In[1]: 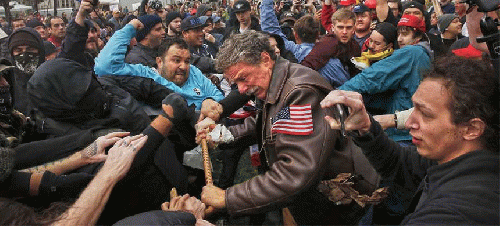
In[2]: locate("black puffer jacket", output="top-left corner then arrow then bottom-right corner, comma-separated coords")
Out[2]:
27,58 -> 171,137
125,43 -> 158,68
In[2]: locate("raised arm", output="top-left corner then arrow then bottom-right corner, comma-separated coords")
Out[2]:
466,6 -> 489,53
321,0 -> 334,31
376,0 -> 390,23
260,0 -> 303,57
93,20 -> 186,94
58,0 -> 93,66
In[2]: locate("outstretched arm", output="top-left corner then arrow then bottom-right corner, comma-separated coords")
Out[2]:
20,132 -> 130,175
53,135 -> 148,226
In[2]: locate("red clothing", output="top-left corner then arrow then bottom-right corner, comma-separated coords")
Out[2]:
47,36 -> 63,48
301,34 -> 361,77
320,4 -> 336,32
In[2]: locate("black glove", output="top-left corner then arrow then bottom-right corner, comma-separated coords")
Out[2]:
161,93 -> 196,127
39,171 -> 94,199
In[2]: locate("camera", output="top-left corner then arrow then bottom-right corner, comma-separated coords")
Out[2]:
76,0 -> 99,6
464,0 -> 499,12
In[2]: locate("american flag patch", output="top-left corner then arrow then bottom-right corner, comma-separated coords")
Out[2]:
272,105 -> 313,135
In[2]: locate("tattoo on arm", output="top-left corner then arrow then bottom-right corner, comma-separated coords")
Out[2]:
20,141 -> 98,174
81,141 -> 98,158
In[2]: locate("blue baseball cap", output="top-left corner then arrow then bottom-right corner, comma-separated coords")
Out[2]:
353,4 -> 370,14
181,16 -> 208,31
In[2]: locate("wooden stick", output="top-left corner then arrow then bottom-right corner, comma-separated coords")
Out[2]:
431,0 -> 444,17
201,138 -> 213,185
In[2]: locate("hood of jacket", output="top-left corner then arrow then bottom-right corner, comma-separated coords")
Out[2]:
8,27 -> 45,67
28,58 -> 110,123
415,41 -> 434,61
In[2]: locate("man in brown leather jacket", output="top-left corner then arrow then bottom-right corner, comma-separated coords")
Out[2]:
200,30 -> 369,225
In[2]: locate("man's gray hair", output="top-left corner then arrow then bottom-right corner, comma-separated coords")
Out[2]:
215,30 -> 277,73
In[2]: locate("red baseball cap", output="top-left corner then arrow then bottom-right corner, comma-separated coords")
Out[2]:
339,0 -> 356,6
397,14 -> 426,33
364,0 -> 377,9
452,44 -> 483,59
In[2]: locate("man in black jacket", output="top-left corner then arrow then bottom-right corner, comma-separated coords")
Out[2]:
7,27 -> 45,115
320,55 -> 499,225
224,0 -> 261,40
125,14 -> 165,68
180,16 -> 218,74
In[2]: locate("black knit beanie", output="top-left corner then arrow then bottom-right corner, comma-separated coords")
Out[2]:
8,28 -> 43,56
136,14 -> 162,42
165,11 -> 182,26
374,22 -> 397,46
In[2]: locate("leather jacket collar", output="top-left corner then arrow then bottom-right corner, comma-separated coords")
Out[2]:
265,57 -> 289,105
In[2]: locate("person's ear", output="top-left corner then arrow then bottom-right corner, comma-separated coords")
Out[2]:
260,51 -> 273,69
462,118 -> 486,141
156,56 -> 163,69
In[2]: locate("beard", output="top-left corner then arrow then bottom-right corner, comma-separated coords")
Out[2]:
162,66 -> 188,86
169,24 -> 181,34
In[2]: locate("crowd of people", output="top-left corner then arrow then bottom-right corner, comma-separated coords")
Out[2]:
0,0 -> 497,225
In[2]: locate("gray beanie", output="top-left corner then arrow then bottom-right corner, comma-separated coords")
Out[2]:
438,14 -> 458,33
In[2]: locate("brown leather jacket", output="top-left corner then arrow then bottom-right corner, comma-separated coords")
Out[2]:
225,58 -> 370,224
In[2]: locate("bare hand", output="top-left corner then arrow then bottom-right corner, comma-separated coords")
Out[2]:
80,132 -> 130,163
76,0 -> 94,26
196,219 -> 216,226
195,128 -> 217,149
320,90 -> 371,134
201,185 -> 226,209
161,194 -> 206,220
195,118 -> 216,147
100,134 -> 148,181
129,19 -> 144,30
204,33 -> 215,43
78,0 -> 94,17
95,131 -> 130,155
314,9 -> 322,20
199,99 -> 223,122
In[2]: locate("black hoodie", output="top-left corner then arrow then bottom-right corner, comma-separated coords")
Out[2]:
27,58 -> 151,137
7,27 -> 45,115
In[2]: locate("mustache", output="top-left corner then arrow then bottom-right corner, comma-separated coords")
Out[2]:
175,69 -> 187,75
245,86 -> 258,96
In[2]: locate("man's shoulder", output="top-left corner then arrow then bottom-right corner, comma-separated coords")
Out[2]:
125,46 -> 157,67
317,34 -> 339,44
394,44 -> 428,56
285,62 -> 333,92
